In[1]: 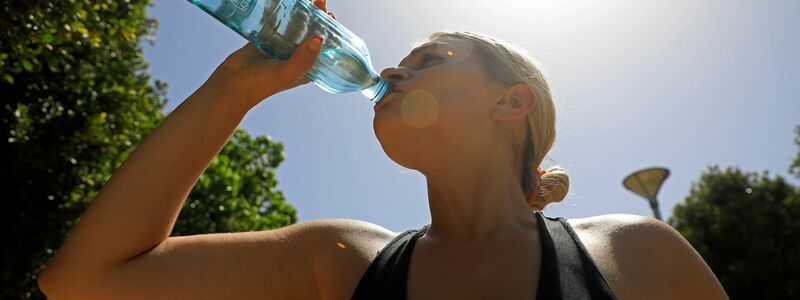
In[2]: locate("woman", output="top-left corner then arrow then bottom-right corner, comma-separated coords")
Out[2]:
38,1 -> 727,299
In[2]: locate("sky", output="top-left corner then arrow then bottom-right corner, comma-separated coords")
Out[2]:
143,0 -> 800,232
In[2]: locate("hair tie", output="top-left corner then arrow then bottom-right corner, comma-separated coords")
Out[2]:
533,167 -> 546,193
528,167 -> 547,209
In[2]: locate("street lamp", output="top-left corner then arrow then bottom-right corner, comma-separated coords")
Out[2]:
623,167 -> 670,220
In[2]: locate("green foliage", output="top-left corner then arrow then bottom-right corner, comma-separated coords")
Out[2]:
174,129 -> 297,235
670,164 -> 800,298
1,1 -> 296,298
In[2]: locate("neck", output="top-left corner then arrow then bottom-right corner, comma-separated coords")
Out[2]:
421,147 -> 538,241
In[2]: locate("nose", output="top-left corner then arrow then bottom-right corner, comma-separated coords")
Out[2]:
380,66 -> 412,82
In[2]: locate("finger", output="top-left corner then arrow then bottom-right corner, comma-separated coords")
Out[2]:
328,12 -> 336,20
313,0 -> 328,12
278,36 -> 323,82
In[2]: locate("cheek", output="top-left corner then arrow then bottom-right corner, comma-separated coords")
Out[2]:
399,89 -> 440,128
430,70 -> 493,127
433,64 -> 491,102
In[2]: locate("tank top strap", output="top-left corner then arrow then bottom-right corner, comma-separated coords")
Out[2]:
535,211 -> 618,300
351,224 -> 429,300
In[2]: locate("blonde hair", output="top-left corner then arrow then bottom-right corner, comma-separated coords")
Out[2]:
428,31 -> 569,211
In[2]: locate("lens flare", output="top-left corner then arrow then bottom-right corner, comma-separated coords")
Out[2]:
400,89 -> 440,128
436,39 -> 473,65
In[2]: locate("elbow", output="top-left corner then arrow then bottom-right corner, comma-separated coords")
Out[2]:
38,264 -> 82,300
37,265 -> 60,299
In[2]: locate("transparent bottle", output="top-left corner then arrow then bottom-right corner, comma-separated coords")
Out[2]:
188,0 -> 390,103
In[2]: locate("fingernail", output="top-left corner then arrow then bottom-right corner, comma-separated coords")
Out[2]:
309,36 -> 323,52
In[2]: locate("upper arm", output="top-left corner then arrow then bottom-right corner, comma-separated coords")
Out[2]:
596,214 -> 728,300
643,217 -> 728,299
40,219 -> 393,300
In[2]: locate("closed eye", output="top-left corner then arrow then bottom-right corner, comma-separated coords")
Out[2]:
419,53 -> 443,68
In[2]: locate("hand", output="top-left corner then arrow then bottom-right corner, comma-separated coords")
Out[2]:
205,0 -> 336,109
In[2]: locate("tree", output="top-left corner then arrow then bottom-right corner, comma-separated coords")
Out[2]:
790,125 -> 800,179
669,128 -> 800,299
1,1 -> 296,298
174,129 -> 297,235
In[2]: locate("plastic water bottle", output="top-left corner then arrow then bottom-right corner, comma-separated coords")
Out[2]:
188,0 -> 391,103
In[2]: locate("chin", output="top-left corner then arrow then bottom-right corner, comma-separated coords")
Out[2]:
373,115 -> 426,171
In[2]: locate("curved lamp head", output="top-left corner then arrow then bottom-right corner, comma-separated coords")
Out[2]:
623,167 -> 670,204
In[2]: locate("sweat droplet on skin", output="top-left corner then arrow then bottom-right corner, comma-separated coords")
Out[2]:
400,89 -> 440,128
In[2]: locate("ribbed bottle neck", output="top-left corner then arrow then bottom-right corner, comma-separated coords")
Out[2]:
362,77 -> 391,104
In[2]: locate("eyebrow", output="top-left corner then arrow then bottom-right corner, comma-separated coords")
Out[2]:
398,42 -> 447,67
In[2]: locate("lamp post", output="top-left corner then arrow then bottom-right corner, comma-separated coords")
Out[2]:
623,167 -> 670,220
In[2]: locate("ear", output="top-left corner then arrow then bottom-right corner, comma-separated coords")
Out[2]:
491,83 -> 537,122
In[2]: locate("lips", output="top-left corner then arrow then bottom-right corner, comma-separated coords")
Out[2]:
374,89 -> 401,112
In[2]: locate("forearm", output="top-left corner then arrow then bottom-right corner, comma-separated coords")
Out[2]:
43,81 -> 252,276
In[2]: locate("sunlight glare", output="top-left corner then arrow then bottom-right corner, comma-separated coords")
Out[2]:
400,89 -> 440,128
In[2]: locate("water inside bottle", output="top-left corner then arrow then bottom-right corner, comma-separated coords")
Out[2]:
310,48 -> 390,103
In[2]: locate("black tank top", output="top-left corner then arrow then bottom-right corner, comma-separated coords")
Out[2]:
350,211 -> 618,299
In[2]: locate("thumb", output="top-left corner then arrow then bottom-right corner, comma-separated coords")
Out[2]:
278,36 -> 323,82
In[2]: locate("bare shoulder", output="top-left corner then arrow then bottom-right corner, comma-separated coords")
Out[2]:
300,218 -> 398,299
301,218 -> 398,241
566,214 -> 728,299
566,213 -> 663,234
300,218 -> 398,263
